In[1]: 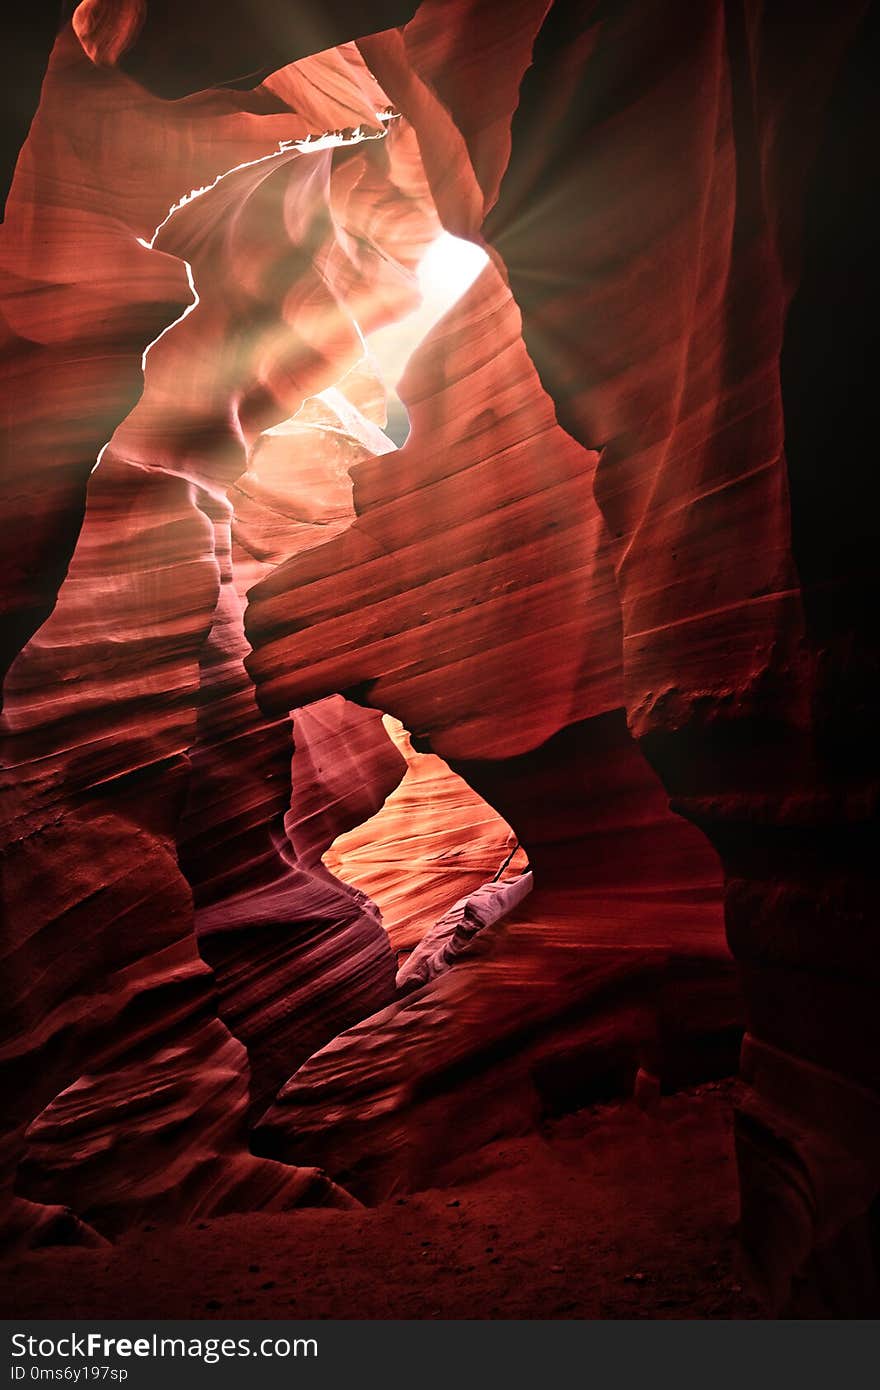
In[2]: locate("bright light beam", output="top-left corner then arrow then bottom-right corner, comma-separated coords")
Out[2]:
367,231 -> 489,390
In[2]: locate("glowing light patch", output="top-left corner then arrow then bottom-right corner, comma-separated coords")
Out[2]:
367,232 -> 489,390
417,232 -> 488,305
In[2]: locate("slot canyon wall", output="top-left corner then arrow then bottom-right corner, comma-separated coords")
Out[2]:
1,0 -> 877,1317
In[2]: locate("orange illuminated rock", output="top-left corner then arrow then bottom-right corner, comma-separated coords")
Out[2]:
325,716 -> 528,959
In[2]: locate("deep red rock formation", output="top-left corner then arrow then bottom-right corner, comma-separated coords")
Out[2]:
475,0 -> 879,1315
254,709 -> 735,1197
246,258 -> 734,1189
1,0 -> 876,1318
0,19 -> 432,1240
0,443 -> 356,1236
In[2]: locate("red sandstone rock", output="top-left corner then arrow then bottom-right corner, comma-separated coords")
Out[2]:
0,25 -> 355,682
0,19 -> 433,1239
0,1 -> 875,1317
346,0 -> 878,1312
254,711 -> 736,1196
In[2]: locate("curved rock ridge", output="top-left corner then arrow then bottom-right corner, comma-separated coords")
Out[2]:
0,23 -> 397,686
102,120 -> 437,498
178,507 -> 400,1121
19,1024 -> 359,1238
255,711 -> 735,1198
232,368 -> 396,574
324,715 -> 529,959
75,1 -> 419,100
358,0 -> 551,238
180,383 -> 425,1117
0,19 -> 441,1240
246,251 -> 733,1190
288,699 -> 408,872
0,448 -> 351,1239
245,258 -> 622,756
396,869 -> 534,994
473,0 -> 879,1313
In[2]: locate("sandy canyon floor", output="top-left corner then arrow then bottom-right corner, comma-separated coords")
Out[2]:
3,1081 -> 760,1320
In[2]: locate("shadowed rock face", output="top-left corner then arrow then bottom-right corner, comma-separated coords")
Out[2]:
475,0 -> 880,1315
1,0 -> 877,1316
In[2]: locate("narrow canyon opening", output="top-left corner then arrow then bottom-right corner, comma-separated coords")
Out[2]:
367,230 -> 489,444
321,712 -> 530,970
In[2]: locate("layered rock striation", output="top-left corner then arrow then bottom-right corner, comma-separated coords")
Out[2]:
1,0 -> 875,1315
